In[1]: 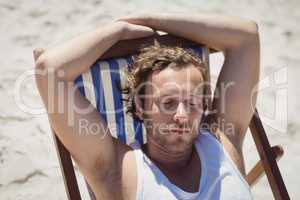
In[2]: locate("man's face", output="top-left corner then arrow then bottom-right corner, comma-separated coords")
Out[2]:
139,64 -> 205,154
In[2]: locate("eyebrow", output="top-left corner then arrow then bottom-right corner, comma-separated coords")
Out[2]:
157,93 -> 203,98
158,88 -> 203,96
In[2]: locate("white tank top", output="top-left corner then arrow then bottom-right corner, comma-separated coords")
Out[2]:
129,129 -> 253,200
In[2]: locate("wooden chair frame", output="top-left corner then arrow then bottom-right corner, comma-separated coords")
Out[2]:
33,34 -> 290,200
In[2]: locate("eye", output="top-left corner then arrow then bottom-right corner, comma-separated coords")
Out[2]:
185,99 -> 202,110
160,98 -> 178,110
163,100 -> 173,104
188,101 -> 196,105
186,100 -> 196,106
162,100 -> 175,107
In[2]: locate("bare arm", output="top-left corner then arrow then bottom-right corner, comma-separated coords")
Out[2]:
35,21 -> 153,190
36,22 -> 154,81
119,13 -> 260,175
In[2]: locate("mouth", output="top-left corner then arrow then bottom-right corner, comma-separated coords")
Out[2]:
167,128 -> 191,135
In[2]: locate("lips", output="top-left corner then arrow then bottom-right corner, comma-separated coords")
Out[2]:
159,125 -> 191,135
169,129 -> 191,134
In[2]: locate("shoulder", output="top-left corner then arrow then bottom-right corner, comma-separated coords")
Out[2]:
199,128 -> 246,176
115,139 -> 138,200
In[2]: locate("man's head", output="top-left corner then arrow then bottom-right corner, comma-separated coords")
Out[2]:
123,42 -> 209,154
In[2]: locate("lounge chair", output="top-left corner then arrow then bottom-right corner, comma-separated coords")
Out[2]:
33,34 -> 290,200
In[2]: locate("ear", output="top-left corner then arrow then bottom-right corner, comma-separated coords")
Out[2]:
134,95 -> 144,121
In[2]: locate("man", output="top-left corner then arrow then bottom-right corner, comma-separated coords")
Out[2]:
35,13 -> 260,199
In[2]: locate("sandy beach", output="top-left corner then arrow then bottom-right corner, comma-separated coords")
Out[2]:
0,0 -> 299,199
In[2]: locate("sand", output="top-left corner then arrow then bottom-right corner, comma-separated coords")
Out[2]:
0,0 -> 299,199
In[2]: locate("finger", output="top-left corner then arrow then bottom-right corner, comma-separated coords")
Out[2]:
122,24 -> 155,40
129,24 -> 153,31
117,14 -> 148,25
117,18 -> 141,25
128,24 -> 154,36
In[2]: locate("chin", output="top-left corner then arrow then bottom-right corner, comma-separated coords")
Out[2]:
164,134 -> 196,153
150,128 -> 199,153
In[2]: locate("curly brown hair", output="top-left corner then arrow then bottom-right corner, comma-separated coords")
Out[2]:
121,42 -> 209,122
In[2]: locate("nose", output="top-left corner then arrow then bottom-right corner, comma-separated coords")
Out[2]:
173,102 -> 188,125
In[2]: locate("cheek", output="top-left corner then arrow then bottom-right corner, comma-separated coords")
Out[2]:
146,102 -> 170,120
189,111 -> 203,126
143,104 -> 168,129
191,110 -> 203,119
143,98 -> 159,116
151,102 -> 160,113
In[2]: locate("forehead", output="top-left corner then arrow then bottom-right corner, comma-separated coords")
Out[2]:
146,64 -> 204,96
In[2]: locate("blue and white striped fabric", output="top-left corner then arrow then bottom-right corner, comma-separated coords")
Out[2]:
74,56 -> 146,146
73,46 -> 209,199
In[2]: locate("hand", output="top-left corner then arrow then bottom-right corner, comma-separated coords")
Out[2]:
117,13 -> 175,34
118,13 -> 177,28
117,14 -> 155,27
115,21 -> 154,40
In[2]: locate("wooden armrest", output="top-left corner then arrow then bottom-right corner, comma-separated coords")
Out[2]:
246,145 -> 284,187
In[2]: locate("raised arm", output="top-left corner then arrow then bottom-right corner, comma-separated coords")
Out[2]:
119,13 -> 260,175
34,21 -> 153,194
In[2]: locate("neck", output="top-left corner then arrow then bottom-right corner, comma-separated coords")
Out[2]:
142,141 -> 195,172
